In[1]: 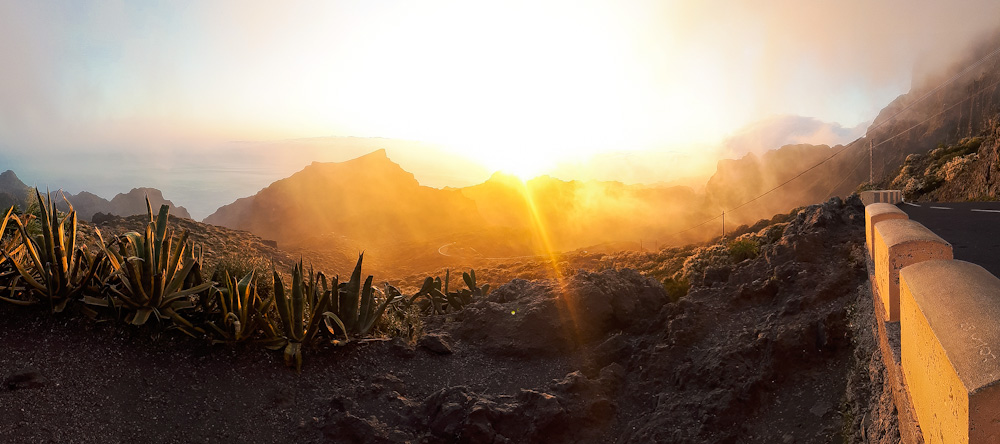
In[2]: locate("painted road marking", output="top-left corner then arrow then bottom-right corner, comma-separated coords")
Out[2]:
930,206 -> 953,210
972,209 -> 1000,213
903,201 -> 921,207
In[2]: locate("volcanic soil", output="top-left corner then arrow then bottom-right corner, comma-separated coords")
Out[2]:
0,196 -> 899,443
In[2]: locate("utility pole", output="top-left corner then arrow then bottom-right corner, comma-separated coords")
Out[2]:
722,211 -> 725,242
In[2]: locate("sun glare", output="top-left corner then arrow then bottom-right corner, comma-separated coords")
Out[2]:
472,147 -> 557,181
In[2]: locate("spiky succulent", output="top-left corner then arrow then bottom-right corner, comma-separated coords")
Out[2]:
202,270 -> 279,342
409,268 -> 489,315
331,253 -> 401,336
271,261 -> 342,371
94,199 -> 212,327
0,190 -> 105,312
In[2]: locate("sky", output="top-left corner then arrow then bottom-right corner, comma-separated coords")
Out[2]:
1,0 -> 999,218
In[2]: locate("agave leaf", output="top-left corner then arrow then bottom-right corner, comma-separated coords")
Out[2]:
273,268 -> 291,335
344,253 -> 364,331
0,206 -> 13,239
162,255 -> 197,297
82,295 -> 110,307
359,283 -> 400,335
357,275 -> 374,333
0,289 -> 34,306
445,291 -> 464,311
0,248 -> 46,293
323,311 -> 348,341
431,288 -> 449,314
290,262 -> 305,341
163,231 -> 189,288
52,296 -> 70,313
161,282 -> 214,305
152,203 -> 169,262
418,276 -> 434,294
162,307 -> 198,330
9,215 -> 45,283
304,275 -> 333,343
283,342 -> 302,372
35,189 -> 54,266
130,308 -> 154,326
463,271 -> 475,291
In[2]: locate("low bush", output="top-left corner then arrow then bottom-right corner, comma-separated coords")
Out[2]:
728,238 -> 760,262
662,277 -> 690,302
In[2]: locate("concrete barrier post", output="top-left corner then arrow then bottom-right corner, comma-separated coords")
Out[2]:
901,260 -> 1000,444
866,203 -> 908,259
874,219 -> 952,322
862,190 -> 903,205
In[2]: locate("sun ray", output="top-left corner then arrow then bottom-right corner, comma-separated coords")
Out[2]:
516,179 -> 585,348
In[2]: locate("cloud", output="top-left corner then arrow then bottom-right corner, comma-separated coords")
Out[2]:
722,115 -> 869,159
1,0 -> 999,206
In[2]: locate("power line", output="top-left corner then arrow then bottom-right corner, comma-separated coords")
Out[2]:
867,43 -> 1000,138
873,74 -> 1000,149
664,42 -> 1000,240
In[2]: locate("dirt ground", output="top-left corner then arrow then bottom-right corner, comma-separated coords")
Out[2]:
0,196 -> 900,443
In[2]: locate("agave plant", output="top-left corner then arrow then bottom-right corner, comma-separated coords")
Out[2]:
271,261 -> 343,371
201,270 -> 278,342
0,190 -> 104,312
0,206 -> 27,302
94,199 -> 213,327
331,253 -> 401,336
409,268 -> 489,315
409,275 -> 448,315
459,268 -> 490,302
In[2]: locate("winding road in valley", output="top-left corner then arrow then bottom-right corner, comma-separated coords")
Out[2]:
898,201 -> 1000,276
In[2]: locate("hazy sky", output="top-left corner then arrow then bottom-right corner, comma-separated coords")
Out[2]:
1,0 -> 999,216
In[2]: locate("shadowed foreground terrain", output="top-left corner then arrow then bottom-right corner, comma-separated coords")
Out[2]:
0,196 -> 898,443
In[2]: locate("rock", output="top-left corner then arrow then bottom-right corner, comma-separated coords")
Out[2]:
320,412 -> 393,444
810,400 -> 831,417
91,212 -> 120,224
592,333 -> 629,368
387,337 -> 415,358
736,277 -> 779,302
4,369 -> 47,391
418,333 -> 454,355
703,265 -> 731,285
449,269 -> 667,357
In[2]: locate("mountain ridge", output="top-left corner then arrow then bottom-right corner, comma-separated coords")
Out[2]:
0,170 -> 191,221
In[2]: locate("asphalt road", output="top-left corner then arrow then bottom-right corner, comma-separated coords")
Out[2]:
898,201 -> 1000,277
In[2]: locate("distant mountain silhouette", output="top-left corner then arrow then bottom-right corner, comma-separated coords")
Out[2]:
0,171 -> 191,221
49,188 -> 191,221
0,170 -> 30,212
204,149 -> 485,247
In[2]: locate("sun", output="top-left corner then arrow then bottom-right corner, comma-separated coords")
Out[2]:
454,141 -> 561,181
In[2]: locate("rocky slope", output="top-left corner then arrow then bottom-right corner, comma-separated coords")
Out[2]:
0,194 -> 897,443
887,119 -> 1000,202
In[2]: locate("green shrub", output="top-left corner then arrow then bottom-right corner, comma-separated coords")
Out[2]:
728,238 -> 760,262
662,277 -> 690,302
